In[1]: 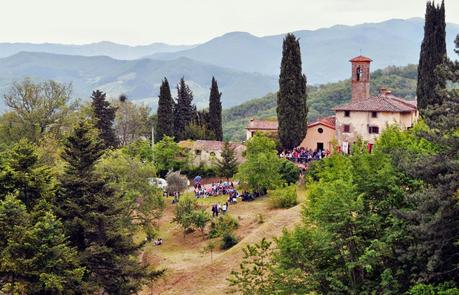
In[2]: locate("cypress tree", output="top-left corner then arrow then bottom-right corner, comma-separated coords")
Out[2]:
173,78 -> 195,141
156,78 -> 174,142
277,33 -> 308,150
417,0 -> 447,114
55,120 -> 149,293
91,90 -> 118,149
209,77 -> 223,141
405,35 -> 459,285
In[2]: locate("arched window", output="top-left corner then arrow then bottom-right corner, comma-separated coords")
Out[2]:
356,66 -> 363,81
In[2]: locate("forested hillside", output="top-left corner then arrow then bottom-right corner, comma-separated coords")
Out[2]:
223,64 -> 418,141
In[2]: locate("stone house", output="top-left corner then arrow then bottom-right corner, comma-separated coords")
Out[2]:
178,140 -> 246,167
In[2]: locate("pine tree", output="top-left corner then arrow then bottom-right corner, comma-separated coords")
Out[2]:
0,139 -> 55,210
216,142 -> 238,179
277,33 -> 308,150
155,78 -> 174,142
416,0 -> 447,114
55,120 -> 150,293
0,196 -> 84,294
173,78 -> 195,141
209,77 -> 223,141
91,90 -> 118,149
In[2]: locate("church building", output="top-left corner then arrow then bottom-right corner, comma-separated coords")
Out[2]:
246,55 -> 418,153
333,56 -> 418,153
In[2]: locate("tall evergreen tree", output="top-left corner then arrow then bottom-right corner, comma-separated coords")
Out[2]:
416,0 -> 447,114
155,78 -> 174,142
91,90 -> 118,149
216,142 -> 238,179
277,33 -> 308,150
404,35 -> 459,285
209,77 -> 223,141
173,78 -> 195,141
55,120 -> 150,293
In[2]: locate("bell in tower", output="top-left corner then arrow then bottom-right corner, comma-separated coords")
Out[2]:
350,55 -> 372,102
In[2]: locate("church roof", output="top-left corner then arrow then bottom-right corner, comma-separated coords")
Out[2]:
246,119 -> 278,130
308,116 -> 336,129
349,55 -> 373,62
333,94 -> 417,113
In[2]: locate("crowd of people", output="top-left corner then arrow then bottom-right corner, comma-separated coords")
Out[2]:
194,181 -> 236,198
279,147 -> 330,164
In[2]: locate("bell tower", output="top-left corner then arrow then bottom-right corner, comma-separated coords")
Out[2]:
350,55 -> 372,102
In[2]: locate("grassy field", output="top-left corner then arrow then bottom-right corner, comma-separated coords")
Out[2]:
140,185 -> 306,295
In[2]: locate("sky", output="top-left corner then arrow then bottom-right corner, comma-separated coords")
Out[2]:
2,0 -> 459,45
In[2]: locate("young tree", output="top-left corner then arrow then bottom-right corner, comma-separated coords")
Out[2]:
208,77 -> 223,141
203,240 -> 216,262
236,134 -> 282,192
192,209 -> 211,238
96,149 -> 165,236
216,141 -> 238,179
2,79 -> 73,142
55,120 -> 151,293
91,90 -> 118,149
416,0 -> 447,114
165,171 -> 189,195
173,196 -> 199,238
114,96 -> 153,146
174,78 -> 195,141
155,78 -> 175,142
276,33 -> 308,150
153,136 -> 189,177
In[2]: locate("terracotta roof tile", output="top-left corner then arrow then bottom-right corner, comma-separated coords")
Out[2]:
349,55 -> 373,62
308,115 -> 336,129
333,95 -> 417,112
246,119 -> 278,130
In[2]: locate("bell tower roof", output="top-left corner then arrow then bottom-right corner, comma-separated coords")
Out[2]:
349,55 -> 373,63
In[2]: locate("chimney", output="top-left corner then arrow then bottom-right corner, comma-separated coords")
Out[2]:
379,88 -> 392,96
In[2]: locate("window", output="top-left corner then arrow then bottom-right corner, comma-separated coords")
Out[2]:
343,124 -> 350,133
369,126 -> 379,134
195,150 -> 202,155
344,110 -> 350,117
371,111 -> 378,118
318,127 -> 324,134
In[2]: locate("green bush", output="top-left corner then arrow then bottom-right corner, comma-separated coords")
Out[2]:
208,214 -> 239,238
278,159 -> 300,184
220,232 -> 238,249
269,185 -> 298,209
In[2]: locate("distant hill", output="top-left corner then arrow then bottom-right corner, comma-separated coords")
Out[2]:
0,41 -> 196,60
148,18 -> 459,84
222,64 -> 418,141
0,52 -> 277,111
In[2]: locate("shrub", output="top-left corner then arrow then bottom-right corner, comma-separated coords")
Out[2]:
208,214 -> 239,238
182,163 -> 217,178
269,185 -> 297,209
278,159 -> 300,184
220,232 -> 238,249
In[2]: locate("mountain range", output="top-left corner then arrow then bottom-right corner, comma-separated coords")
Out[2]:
0,18 -> 458,112
0,52 -> 277,109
